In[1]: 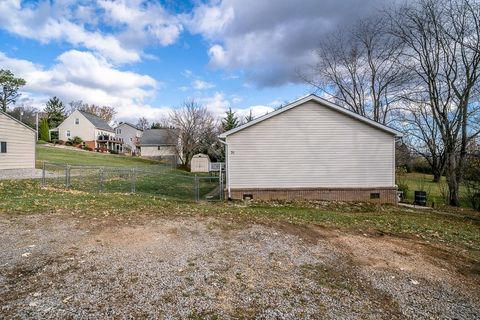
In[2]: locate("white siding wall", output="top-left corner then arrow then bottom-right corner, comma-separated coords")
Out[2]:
0,113 -> 36,169
57,110 -> 96,142
140,146 -> 176,158
115,124 -> 142,152
226,101 -> 395,188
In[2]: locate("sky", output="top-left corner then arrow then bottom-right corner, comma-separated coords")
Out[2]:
0,0 -> 390,122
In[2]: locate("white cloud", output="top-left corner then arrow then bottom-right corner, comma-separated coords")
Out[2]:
198,92 -> 274,120
0,0 -> 183,64
188,0 -> 393,86
0,50 -> 161,121
192,80 -> 215,90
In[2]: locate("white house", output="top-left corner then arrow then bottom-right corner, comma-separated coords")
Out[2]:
56,110 -> 124,152
114,122 -> 143,154
0,110 -> 36,170
219,95 -> 402,204
138,128 -> 179,162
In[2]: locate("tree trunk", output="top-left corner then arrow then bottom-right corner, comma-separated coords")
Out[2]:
433,173 -> 442,183
446,152 -> 461,206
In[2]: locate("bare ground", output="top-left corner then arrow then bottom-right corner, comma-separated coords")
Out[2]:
0,213 -> 479,319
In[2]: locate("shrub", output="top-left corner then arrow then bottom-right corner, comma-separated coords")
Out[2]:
36,140 -> 48,145
70,136 -> 83,146
410,157 -> 433,174
57,140 -> 64,145
109,150 -> 118,154
464,156 -> 480,211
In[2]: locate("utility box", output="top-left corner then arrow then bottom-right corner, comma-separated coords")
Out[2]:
191,154 -> 210,173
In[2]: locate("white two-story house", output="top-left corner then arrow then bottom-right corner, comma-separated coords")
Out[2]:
114,122 -> 143,154
56,110 -> 124,152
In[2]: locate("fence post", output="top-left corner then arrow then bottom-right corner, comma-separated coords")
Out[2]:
65,165 -> 70,189
99,167 -> 104,192
131,168 -> 136,193
194,175 -> 199,202
42,161 -> 46,187
220,171 -> 224,201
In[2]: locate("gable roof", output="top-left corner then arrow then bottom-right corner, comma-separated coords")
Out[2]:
78,110 -> 114,132
0,110 -> 36,132
116,122 -> 143,131
139,128 -> 178,146
219,94 -> 403,138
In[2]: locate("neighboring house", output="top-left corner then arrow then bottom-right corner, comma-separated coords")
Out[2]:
0,110 -> 36,170
138,128 -> 178,161
56,110 -> 124,152
219,94 -> 402,204
114,122 -> 143,154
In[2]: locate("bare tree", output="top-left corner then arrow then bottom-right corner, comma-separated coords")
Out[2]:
136,117 -> 150,130
303,15 -> 407,124
68,100 -> 117,122
389,0 -> 480,206
394,101 -> 446,182
170,100 -> 218,167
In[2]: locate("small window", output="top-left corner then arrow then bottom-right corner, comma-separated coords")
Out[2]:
66,130 -> 71,137
117,129 -> 122,134
75,118 -> 79,124
157,146 -> 161,150
0,142 -> 7,153
130,138 -> 132,141
370,193 -> 380,199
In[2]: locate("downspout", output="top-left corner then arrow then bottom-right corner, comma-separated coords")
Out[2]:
218,138 -> 231,200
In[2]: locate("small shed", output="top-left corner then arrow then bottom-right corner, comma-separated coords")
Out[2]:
191,154 -> 210,172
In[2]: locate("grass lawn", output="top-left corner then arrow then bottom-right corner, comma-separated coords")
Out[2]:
1,179 -> 479,254
399,172 -> 469,207
36,145 -> 169,168
35,145 -> 219,201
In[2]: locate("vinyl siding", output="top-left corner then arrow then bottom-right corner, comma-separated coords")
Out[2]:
115,124 -> 142,152
140,146 -> 176,158
226,101 -> 395,188
57,110 -> 97,142
0,113 -> 36,169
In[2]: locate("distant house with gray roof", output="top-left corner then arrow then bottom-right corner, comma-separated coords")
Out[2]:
138,128 -> 179,162
55,110 -> 124,152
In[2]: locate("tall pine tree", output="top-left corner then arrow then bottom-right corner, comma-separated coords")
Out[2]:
222,107 -> 239,131
44,96 -> 66,128
39,118 -> 50,142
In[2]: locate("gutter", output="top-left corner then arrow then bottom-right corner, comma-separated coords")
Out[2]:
218,138 -> 231,200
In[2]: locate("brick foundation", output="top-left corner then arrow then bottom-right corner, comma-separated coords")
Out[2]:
229,187 -> 398,204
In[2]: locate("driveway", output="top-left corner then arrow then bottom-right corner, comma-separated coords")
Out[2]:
0,213 -> 479,319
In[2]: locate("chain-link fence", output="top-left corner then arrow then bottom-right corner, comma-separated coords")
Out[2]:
41,162 -> 224,202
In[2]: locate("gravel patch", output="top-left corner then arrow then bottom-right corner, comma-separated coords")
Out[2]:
0,214 -> 479,319
0,169 -> 59,180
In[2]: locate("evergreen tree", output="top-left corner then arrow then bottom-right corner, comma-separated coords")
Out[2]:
244,109 -> 254,123
39,118 -> 50,142
0,69 -> 26,112
222,107 -> 239,131
44,97 -> 66,128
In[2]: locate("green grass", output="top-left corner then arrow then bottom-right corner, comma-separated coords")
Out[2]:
35,145 -> 219,201
36,145 -> 168,168
1,180 -> 479,252
399,172 -> 469,207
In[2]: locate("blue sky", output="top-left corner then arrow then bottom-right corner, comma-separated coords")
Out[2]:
0,0 -> 385,122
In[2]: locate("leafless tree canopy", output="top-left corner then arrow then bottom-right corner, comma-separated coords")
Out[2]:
303,15 -> 407,125
303,0 -> 480,207
68,100 -> 117,122
170,100 -> 220,167
389,0 -> 480,206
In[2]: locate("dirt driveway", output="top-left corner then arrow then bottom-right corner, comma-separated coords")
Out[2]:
1,213 -> 479,319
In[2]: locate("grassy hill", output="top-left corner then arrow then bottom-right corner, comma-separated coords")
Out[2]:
36,145 -> 170,168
